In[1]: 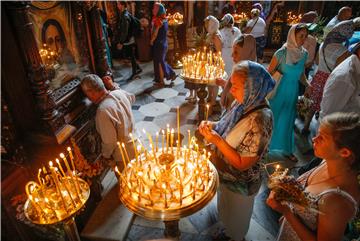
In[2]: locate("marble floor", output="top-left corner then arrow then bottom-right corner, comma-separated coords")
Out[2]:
82,58 -> 316,241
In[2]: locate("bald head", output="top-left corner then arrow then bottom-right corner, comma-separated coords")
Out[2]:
338,6 -> 352,21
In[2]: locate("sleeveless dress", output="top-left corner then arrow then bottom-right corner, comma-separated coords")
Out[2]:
277,163 -> 359,241
269,48 -> 308,155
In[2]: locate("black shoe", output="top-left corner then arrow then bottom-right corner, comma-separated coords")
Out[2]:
167,73 -> 178,82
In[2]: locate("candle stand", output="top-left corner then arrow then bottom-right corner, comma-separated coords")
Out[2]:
168,19 -> 184,69
24,173 -> 90,241
118,142 -> 219,239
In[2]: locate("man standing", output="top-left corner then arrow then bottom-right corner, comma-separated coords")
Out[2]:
323,6 -> 352,38
114,1 -> 142,81
81,74 -> 135,170
320,42 -> 360,119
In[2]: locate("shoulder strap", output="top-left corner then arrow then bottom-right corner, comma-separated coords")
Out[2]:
248,17 -> 259,33
318,187 -> 358,216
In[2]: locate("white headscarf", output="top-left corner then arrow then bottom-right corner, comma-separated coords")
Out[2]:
205,15 -> 220,34
282,24 -> 307,64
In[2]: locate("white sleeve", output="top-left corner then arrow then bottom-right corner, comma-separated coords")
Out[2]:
96,109 -> 118,158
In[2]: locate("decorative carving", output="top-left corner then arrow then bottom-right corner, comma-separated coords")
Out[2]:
6,2 -> 63,133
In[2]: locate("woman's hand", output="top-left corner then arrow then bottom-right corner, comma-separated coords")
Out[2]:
266,191 -> 291,215
198,121 -> 220,144
216,78 -> 226,88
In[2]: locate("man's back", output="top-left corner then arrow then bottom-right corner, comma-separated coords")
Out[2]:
96,89 -> 135,163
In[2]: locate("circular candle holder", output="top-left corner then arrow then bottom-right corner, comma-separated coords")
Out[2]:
118,147 -> 218,221
24,177 -> 90,241
180,72 -> 227,86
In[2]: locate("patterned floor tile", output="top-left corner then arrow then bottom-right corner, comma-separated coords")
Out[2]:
151,87 -> 179,99
139,102 -> 170,117
143,116 -> 155,122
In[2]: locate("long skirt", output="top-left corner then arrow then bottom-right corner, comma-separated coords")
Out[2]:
308,70 -> 330,112
152,44 -> 175,82
218,184 -> 256,240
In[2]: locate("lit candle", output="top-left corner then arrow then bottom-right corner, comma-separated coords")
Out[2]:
122,143 -> 131,164
166,124 -> 170,153
60,153 -> 71,173
205,104 -> 210,121
29,195 -> 43,219
170,128 -> 174,154
56,168 -> 77,208
161,129 -> 165,154
67,147 -> 75,171
49,161 -> 68,213
117,142 -> 127,171
129,133 -> 137,162
55,158 -> 66,177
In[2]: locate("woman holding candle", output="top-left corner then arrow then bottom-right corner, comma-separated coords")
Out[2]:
267,112 -> 360,241
150,2 -> 177,88
199,61 -> 275,241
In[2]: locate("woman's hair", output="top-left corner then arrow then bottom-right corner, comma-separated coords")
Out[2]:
251,8 -> 260,18
41,19 -> 66,46
321,112 -> 360,170
233,35 -> 245,48
294,23 -> 309,35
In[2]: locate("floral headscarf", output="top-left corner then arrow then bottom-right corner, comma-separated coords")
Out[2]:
204,15 -> 220,35
214,61 -> 275,137
221,13 -> 234,28
281,24 -> 307,65
323,20 -> 354,49
152,2 -> 167,27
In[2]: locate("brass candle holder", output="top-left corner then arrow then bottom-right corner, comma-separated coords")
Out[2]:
23,148 -> 90,241
181,47 -> 226,85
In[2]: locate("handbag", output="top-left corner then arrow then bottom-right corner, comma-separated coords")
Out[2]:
267,51 -> 285,100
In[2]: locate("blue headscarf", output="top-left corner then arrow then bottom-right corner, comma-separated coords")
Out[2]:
213,61 -> 275,137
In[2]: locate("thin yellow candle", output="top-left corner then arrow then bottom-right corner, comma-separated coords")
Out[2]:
129,133 -> 137,162
49,161 -> 68,213
60,153 -> 71,173
67,147 -> 75,171
37,169 -> 43,186
155,132 -> 159,152
166,124 -> 170,153
122,143 -> 131,164
177,107 -> 180,149
143,129 -> 155,155
205,104 -> 210,121
162,129 -> 165,153
117,142 -> 127,171
170,128 -> 174,154
55,167 -> 77,208
55,158 -> 66,176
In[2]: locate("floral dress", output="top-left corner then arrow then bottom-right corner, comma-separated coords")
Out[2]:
277,164 -> 359,241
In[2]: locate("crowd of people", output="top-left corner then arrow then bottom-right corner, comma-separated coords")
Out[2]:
80,2 -> 360,241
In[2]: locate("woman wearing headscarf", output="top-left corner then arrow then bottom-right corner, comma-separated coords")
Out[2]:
217,34 -> 257,111
268,23 -> 309,161
199,61 -> 274,241
204,15 -> 223,108
302,20 -> 354,134
150,2 -> 176,88
220,13 -> 241,77
245,8 -> 266,63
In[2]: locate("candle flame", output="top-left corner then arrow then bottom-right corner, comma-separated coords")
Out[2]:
49,161 -> 53,167
59,153 -> 65,158
67,147 -> 71,151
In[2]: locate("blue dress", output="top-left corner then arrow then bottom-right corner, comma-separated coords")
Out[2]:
269,48 -> 307,155
152,20 -> 175,82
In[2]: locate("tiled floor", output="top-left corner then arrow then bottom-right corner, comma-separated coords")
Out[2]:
83,58 -> 316,241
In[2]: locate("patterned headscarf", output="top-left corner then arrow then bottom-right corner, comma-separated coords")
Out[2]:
300,11 -> 318,23
214,61 -> 275,137
205,15 -> 220,34
282,24 -> 307,65
323,20 -> 354,49
221,13 -> 234,28
152,2 -> 167,27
